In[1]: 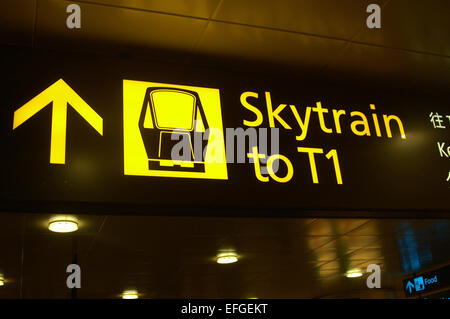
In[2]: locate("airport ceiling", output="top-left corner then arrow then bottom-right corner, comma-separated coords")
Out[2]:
0,0 -> 450,299
2,0 -> 450,88
0,213 -> 449,298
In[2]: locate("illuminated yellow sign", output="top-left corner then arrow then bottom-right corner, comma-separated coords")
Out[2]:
11,79 -> 407,187
123,80 -> 228,180
12,79 -> 103,164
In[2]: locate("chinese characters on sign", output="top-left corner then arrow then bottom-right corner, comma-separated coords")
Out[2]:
429,112 -> 450,185
430,112 -> 450,129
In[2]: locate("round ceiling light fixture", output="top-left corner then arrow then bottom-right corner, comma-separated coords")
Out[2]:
345,269 -> 363,278
216,252 -> 238,264
48,220 -> 79,233
122,290 -> 139,299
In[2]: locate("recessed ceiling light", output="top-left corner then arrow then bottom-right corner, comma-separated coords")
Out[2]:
216,253 -> 238,264
122,290 -> 139,299
345,269 -> 363,278
48,220 -> 78,233
0,278 -> 4,286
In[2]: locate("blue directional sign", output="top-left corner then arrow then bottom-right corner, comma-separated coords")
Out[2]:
403,264 -> 450,297
405,281 -> 415,294
414,276 -> 425,292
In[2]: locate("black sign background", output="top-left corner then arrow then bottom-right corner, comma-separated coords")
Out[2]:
403,264 -> 450,297
0,46 -> 449,217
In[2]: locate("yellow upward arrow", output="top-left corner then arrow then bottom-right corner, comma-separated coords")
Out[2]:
12,79 -> 103,164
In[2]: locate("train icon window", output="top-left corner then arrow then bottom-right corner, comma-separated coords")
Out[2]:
152,90 -> 196,130
139,87 -> 209,172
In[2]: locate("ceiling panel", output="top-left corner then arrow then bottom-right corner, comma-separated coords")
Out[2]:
0,0 -> 35,46
0,234 -> 21,299
319,260 -> 341,270
310,247 -> 341,262
346,220 -> 389,235
21,234 -> 74,298
195,20 -> 347,68
338,235 -> 381,250
325,42 -> 450,87
306,236 -> 336,251
305,219 -> 369,236
354,0 -> 450,56
2,0 -> 447,89
36,0 -> 207,54
214,0 -> 390,40
348,247 -> 384,260
76,0 -> 221,19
